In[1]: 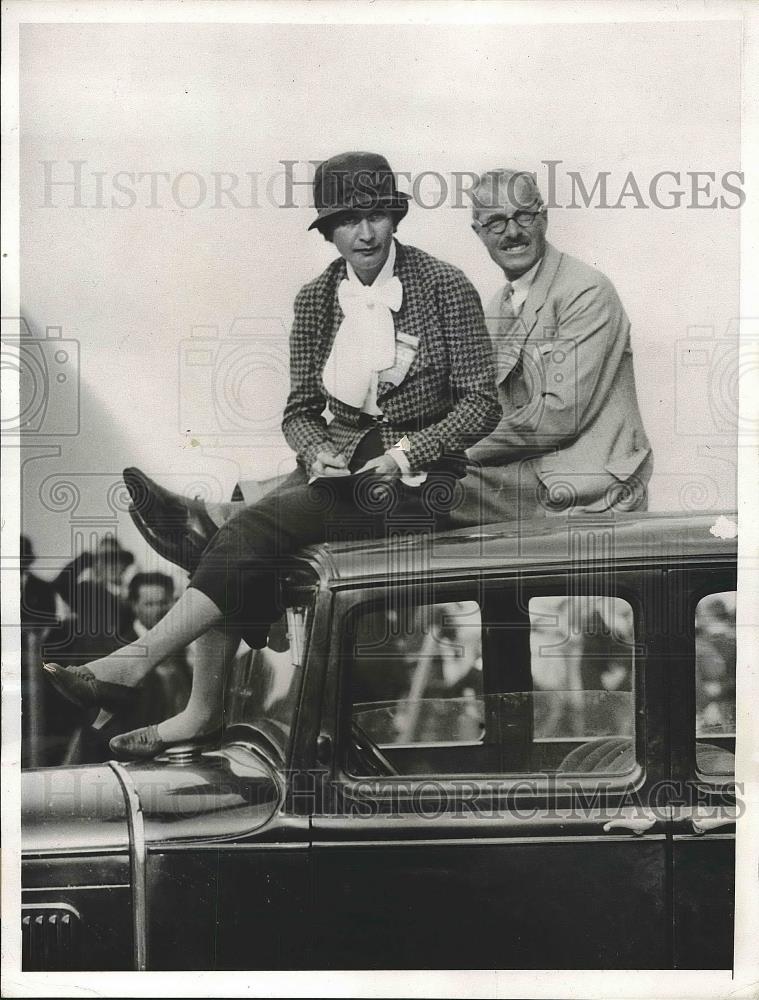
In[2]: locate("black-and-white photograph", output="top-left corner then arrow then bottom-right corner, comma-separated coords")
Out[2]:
2,1 -> 758,996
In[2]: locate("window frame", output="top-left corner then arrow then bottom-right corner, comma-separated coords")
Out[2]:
665,564 -> 738,789
329,567 -> 656,806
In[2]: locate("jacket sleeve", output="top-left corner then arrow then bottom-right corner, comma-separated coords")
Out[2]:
50,553 -> 92,608
403,274 -> 501,473
281,285 -> 339,471
466,277 -> 627,465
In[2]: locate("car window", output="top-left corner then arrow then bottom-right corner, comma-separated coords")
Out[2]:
346,592 -> 638,780
694,591 -> 736,776
350,601 -> 483,746
529,596 -> 634,740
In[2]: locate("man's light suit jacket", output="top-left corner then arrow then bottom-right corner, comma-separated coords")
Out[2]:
456,241 -> 653,523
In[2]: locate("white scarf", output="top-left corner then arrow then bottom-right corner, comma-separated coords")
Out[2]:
322,241 -> 403,409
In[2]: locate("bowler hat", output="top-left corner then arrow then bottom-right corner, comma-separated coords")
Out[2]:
308,151 -> 411,231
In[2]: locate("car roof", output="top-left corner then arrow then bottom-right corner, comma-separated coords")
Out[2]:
288,510 -> 738,588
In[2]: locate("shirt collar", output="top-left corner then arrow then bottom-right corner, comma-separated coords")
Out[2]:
345,238 -> 397,287
510,255 -> 542,299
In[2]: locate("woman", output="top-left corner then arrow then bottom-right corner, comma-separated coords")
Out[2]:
44,151 -> 500,759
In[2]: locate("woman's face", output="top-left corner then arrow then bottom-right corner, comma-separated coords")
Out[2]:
330,210 -> 396,284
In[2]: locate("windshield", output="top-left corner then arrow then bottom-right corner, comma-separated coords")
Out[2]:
224,605 -> 309,766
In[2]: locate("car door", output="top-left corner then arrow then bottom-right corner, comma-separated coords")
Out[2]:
667,565 -> 737,970
311,566 -> 672,969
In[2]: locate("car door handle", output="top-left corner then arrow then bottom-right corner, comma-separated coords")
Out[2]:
690,808 -> 738,835
602,815 -> 657,836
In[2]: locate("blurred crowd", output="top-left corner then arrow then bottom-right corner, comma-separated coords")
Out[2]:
350,598 -> 637,745
20,533 -> 192,766
350,593 -> 736,747
695,593 -> 736,736
19,533 -> 736,766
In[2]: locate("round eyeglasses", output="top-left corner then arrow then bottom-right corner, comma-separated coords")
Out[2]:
477,210 -> 543,235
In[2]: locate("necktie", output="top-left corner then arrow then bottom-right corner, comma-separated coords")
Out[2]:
495,282 -> 524,382
499,281 -> 517,321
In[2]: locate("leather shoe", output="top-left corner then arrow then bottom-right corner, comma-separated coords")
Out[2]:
42,662 -> 138,713
109,724 -> 223,761
123,467 -> 219,573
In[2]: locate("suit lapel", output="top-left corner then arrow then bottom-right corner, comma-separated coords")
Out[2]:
520,242 -> 562,340
495,242 -> 563,382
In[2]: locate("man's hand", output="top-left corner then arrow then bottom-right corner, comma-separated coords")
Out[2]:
311,451 -> 350,478
353,453 -> 402,478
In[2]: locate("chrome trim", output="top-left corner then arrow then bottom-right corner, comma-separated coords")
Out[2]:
313,834 -> 668,848
108,762 -> 148,971
23,846 -> 129,860
673,832 -> 736,842
224,739 -> 283,779
22,901 -> 82,914
157,841 -> 309,853
23,883 -> 131,892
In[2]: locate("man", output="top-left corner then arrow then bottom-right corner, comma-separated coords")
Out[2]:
123,163 -> 652,572
46,151 -> 501,757
122,152 -> 500,573
20,535 -> 58,632
20,535 -> 61,766
454,168 -> 652,522
48,534 -> 135,662
66,573 -> 192,763
127,573 -> 192,721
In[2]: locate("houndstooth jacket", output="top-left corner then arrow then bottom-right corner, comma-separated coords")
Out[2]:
281,241 -> 500,475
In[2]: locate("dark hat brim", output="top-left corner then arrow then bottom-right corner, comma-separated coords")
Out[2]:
308,193 -> 411,232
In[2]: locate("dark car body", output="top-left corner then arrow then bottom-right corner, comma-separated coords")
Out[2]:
21,511 -> 738,971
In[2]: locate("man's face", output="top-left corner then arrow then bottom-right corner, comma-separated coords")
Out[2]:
330,210 -> 396,284
133,583 -> 173,630
473,179 -> 547,280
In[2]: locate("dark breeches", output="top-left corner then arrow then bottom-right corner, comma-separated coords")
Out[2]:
189,434 -> 463,647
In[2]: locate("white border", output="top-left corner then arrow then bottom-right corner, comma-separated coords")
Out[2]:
2,2 -> 757,998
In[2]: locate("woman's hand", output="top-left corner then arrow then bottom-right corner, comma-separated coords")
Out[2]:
353,453 -> 402,478
311,451 -> 350,478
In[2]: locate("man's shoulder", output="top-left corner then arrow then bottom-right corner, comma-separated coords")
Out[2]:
551,245 -> 619,298
398,242 -> 478,294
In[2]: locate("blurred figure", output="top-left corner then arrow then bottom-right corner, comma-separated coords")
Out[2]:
20,535 -> 64,767
579,602 -> 633,736
530,597 -> 585,738
531,596 -> 634,739
127,573 -> 193,722
695,593 -> 736,734
396,602 -> 483,743
45,535 -> 135,665
69,573 -> 193,764
351,608 -> 416,707
20,535 -> 58,631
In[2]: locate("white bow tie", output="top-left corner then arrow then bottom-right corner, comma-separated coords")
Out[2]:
338,274 -> 403,315
323,269 -> 403,409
